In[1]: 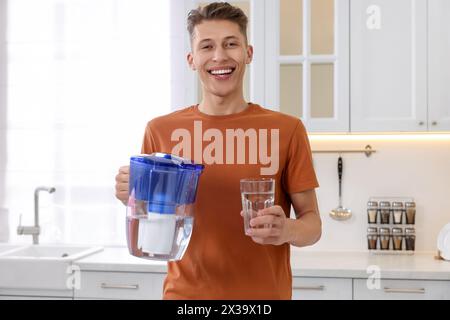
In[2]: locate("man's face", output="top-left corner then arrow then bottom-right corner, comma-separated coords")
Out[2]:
187,19 -> 253,99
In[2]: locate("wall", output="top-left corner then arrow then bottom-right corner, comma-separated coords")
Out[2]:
298,135 -> 450,252
0,0 -> 8,242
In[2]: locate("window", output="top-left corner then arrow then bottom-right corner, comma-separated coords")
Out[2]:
0,0 -> 171,245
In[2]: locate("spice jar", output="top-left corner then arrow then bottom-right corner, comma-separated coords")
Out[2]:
405,228 -> 416,251
367,201 -> 378,224
379,201 -> 391,224
405,202 -> 416,224
392,202 -> 404,224
392,227 -> 403,250
379,227 -> 391,250
367,227 -> 378,250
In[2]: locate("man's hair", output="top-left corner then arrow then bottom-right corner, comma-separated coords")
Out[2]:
187,2 -> 248,44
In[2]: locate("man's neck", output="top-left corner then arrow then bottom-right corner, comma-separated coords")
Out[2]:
198,92 -> 248,116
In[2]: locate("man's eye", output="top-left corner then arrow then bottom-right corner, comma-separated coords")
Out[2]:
202,45 -> 212,50
227,42 -> 237,47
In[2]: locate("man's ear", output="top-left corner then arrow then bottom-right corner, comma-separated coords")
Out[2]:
245,45 -> 254,65
187,52 -> 196,71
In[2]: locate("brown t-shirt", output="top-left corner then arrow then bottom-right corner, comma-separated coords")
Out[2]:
141,103 -> 319,299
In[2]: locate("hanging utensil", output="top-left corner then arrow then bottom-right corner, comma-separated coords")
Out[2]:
329,156 -> 352,220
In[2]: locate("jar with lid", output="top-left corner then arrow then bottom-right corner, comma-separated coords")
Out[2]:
392,202 -> 404,224
405,228 -> 416,251
379,201 -> 391,224
405,202 -> 416,224
392,227 -> 403,250
367,201 -> 378,224
367,227 -> 378,250
379,227 -> 391,250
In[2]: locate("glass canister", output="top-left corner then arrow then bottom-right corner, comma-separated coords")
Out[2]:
126,153 -> 204,261
367,227 -> 378,250
379,201 -> 391,224
392,202 -> 404,225
379,227 -> 391,250
405,202 -> 416,224
367,201 -> 378,224
405,228 -> 416,251
392,227 -> 403,250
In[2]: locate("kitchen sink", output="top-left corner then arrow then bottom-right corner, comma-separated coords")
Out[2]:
0,245 -> 102,259
0,244 -> 22,255
0,244 -> 103,290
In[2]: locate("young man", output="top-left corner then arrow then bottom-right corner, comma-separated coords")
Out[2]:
115,2 -> 321,299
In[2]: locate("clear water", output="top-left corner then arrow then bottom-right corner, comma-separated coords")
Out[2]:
241,191 -> 274,233
127,215 -> 193,261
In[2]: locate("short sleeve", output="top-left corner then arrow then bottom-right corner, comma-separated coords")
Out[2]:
282,120 -> 319,194
140,121 -> 158,154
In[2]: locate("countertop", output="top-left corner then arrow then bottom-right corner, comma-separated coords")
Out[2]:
74,246 -> 450,280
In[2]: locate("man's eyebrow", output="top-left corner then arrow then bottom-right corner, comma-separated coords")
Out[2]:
197,36 -> 241,45
198,38 -> 213,46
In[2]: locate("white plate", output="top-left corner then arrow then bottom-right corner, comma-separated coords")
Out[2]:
441,249 -> 450,261
437,222 -> 450,252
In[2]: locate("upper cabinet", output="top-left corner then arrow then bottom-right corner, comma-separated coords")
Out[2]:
264,0 -> 350,133
351,0 -> 450,132
350,0 -> 427,132
428,0 -> 450,131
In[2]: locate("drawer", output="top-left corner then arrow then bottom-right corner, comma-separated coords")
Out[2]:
74,271 -> 165,300
292,277 -> 352,300
353,279 -> 450,300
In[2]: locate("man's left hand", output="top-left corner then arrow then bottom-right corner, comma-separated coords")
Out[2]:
245,205 -> 290,245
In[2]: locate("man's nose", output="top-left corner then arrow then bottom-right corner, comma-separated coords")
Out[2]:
212,46 -> 228,62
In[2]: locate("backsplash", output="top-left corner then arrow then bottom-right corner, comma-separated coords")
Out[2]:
298,135 -> 450,252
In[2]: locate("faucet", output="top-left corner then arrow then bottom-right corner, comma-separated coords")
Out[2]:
17,186 -> 56,245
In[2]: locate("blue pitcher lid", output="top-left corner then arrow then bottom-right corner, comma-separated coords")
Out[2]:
130,153 -> 204,171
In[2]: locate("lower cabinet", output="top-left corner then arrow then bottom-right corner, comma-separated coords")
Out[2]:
74,271 -> 165,300
292,277 -> 353,300
353,278 -> 450,300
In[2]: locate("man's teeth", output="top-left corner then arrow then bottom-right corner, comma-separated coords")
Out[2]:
210,69 -> 233,75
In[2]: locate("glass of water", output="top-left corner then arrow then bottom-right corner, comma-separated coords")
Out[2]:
240,178 -> 275,234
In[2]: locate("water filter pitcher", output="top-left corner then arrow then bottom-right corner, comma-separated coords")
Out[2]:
126,153 -> 204,261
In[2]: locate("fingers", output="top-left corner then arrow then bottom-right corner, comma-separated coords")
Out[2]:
119,166 -> 130,174
249,214 -> 281,228
115,165 -> 129,203
115,166 -> 129,183
257,205 -> 284,217
247,225 -> 281,238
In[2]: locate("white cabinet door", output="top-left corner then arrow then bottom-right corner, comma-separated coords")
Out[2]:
351,0 -> 428,132
265,0 -> 350,133
292,277 -> 352,300
353,279 -> 450,300
74,271 -> 165,300
428,0 -> 450,131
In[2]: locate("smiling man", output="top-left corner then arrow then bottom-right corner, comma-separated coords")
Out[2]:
115,2 -> 321,299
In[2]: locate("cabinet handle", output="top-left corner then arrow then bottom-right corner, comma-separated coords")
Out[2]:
100,283 -> 139,290
383,287 -> 425,294
432,121 -> 437,126
293,285 -> 325,291
418,121 -> 425,126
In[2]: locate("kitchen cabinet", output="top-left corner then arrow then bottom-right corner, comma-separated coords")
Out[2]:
264,0 -> 350,133
353,278 -> 450,300
351,0 -> 450,132
428,0 -> 450,131
0,288 -> 72,300
73,271 -> 165,300
292,277 -> 353,300
350,0 -> 427,132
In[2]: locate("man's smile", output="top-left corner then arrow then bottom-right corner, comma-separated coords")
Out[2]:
207,66 -> 236,80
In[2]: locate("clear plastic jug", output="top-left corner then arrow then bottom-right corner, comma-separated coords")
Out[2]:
126,153 -> 204,261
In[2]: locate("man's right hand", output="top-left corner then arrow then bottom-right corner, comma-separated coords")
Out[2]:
115,165 -> 130,205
